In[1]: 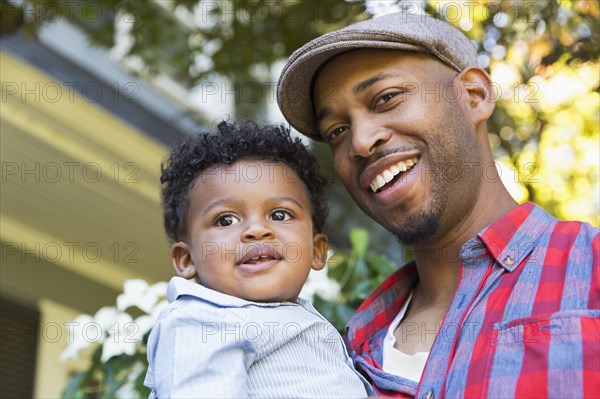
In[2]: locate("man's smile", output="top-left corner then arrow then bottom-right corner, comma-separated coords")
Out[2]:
359,149 -> 421,193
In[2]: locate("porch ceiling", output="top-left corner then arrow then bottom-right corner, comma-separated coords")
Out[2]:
1,51 -> 175,298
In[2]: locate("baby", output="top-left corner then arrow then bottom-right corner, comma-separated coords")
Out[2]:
144,121 -> 373,398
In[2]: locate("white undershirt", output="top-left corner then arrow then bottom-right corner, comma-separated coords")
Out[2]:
382,293 -> 429,382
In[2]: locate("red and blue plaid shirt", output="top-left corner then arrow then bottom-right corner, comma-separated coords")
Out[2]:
347,202 -> 599,398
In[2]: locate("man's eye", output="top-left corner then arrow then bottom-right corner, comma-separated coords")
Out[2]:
270,210 -> 291,221
374,91 -> 400,108
216,214 -> 239,227
325,126 -> 348,141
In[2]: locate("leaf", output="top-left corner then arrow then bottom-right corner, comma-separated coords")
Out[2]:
349,228 -> 369,258
312,295 -> 356,334
134,365 -> 151,397
365,252 -> 399,276
333,303 -> 356,332
61,372 -> 88,399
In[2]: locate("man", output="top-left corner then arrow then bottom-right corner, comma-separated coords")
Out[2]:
277,11 -> 599,399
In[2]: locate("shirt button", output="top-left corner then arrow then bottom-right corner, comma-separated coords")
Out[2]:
423,391 -> 434,399
503,256 -> 515,266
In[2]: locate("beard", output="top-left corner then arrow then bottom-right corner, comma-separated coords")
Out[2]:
385,112 -> 479,245
390,203 -> 442,244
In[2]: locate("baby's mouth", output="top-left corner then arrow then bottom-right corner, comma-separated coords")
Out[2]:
238,246 -> 282,265
369,157 -> 419,193
243,255 -> 277,264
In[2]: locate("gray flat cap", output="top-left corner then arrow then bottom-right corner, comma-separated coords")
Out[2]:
277,12 -> 479,140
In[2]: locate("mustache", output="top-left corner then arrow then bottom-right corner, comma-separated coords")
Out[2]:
355,145 -> 419,180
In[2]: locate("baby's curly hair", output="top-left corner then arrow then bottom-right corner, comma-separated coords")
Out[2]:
161,121 -> 329,242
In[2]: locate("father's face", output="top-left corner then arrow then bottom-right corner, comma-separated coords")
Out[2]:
312,49 -> 482,244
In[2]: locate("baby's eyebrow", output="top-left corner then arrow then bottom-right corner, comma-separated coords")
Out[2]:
270,196 -> 305,210
202,197 -> 240,215
202,196 -> 305,215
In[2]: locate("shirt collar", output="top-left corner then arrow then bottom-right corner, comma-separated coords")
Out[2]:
347,262 -> 418,352
476,202 -> 554,272
167,276 -> 302,308
347,202 -> 555,351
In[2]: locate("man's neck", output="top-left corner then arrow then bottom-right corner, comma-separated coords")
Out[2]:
410,186 -> 518,303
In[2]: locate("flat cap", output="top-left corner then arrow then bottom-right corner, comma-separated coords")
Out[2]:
277,11 -> 479,140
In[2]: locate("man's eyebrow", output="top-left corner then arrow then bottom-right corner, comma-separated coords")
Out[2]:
315,73 -> 400,125
353,73 -> 396,95
316,106 -> 331,125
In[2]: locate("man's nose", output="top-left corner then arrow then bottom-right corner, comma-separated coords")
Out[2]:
349,118 -> 391,159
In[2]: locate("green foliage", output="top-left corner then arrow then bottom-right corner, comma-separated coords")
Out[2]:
1,0 -> 365,87
423,1 -> 598,222
3,0 -> 598,223
314,228 -> 398,333
62,345 -> 150,399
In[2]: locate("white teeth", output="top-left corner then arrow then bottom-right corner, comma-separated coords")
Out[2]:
248,255 -> 271,262
383,170 -> 394,183
369,157 -> 418,193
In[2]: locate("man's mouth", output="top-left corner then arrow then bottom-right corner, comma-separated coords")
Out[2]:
369,157 -> 419,193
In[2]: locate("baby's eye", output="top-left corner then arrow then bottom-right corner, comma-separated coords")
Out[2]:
216,214 -> 240,227
270,210 -> 292,221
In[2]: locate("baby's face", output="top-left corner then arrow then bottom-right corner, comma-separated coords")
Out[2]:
172,160 -> 327,302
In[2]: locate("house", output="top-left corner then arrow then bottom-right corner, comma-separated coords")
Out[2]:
1,16 -> 208,397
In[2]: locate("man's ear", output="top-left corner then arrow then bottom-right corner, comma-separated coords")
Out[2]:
171,242 -> 197,279
456,66 -> 496,125
311,233 -> 329,271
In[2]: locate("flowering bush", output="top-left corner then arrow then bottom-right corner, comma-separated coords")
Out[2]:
61,229 -> 397,398
61,280 -> 168,398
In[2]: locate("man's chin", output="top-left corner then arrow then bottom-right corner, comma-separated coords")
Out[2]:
389,211 -> 440,245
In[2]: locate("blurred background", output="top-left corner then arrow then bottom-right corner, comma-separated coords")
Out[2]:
1,0 -> 598,397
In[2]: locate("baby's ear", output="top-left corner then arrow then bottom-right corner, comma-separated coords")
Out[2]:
171,242 -> 197,279
311,233 -> 329,271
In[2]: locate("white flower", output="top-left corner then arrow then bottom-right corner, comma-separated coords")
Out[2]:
300,267 -> 341,302
94,306 -> 122,331
99,310 -> 136,363
134,315 -> 155,338
60,314 -> 94,362
61,279 -> 168,363
136,299 -> 169,337
116,279 -> 167,314
147,281 -> 168,299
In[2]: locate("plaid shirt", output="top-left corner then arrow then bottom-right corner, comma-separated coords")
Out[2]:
347,202 -> 599,398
